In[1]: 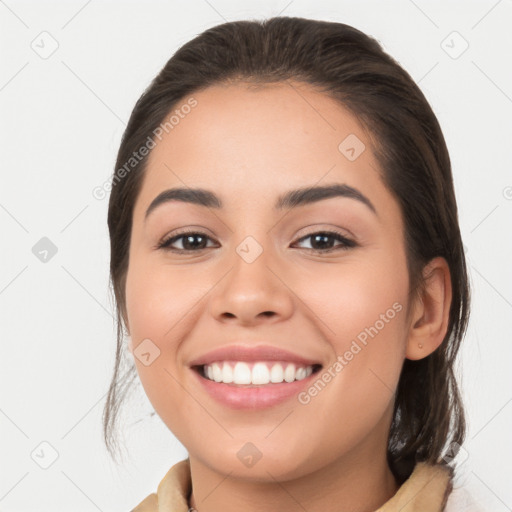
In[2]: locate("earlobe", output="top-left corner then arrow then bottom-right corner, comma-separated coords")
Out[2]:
405,257 -> 452,361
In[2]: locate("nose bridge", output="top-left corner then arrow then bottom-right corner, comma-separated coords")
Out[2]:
208,229 -> 293,323
225,206 -> 275,268
228,231 -> 276,297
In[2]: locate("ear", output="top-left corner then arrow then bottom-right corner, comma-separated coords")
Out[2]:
406,256 -> 452,360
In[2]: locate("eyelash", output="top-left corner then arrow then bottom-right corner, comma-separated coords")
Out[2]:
156,229 -> 357,254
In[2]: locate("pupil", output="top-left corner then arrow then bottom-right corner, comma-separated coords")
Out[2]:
313,234 -> 332,249
184,234 -> 206,250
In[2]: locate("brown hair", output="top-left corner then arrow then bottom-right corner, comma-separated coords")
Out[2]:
103,16 -> 470,481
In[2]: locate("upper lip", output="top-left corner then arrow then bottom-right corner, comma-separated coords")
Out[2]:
188,344 -> 323,368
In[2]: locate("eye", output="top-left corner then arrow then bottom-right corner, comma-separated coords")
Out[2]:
292,230 -> 357,253
156,230 -> 217,253
157,229 -> 356,254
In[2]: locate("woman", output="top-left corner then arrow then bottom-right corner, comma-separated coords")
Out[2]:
103,16 -> 474,511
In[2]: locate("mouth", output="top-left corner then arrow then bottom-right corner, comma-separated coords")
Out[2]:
189,360 -> 323,410
191,361 -> 323,387
187,343 -> 325,409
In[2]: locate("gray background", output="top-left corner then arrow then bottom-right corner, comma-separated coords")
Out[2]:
1,0 -> 511,510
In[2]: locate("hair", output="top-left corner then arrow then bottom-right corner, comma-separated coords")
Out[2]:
103,16 -> 470,482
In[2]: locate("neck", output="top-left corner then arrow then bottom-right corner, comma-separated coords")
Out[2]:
187,447 -> 398,512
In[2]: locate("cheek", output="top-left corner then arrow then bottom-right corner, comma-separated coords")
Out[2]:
298,257 -> 408,341
125,260 -> 198,342
124,259 -> 210,419
297,257 -> 409,397
124,262 -> 177,391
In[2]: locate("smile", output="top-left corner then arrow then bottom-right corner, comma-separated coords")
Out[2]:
200,360 -> 320,386
191,361 -> 323,409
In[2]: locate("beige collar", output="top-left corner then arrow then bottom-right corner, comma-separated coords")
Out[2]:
132,458 -> 453,512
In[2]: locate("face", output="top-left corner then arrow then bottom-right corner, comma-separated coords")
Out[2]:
124,81 -> 413,480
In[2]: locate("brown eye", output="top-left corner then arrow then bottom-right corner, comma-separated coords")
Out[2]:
292,231 -> 357,253
157,231 -> 216,252
157,229 -> 357,254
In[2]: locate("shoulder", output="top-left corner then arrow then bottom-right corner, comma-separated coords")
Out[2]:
378,462 -> 452,511
130,458 -> 192,512
130,492 -> 158,512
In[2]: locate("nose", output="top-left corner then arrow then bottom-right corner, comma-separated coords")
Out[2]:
208,246 -> 294,326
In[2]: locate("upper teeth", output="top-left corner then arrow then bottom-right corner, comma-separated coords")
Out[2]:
203,361 -> 315,385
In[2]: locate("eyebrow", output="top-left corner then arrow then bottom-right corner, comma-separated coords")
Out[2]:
144,183 -> 377,221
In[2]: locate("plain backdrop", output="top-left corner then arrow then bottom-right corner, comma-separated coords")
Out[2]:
1,1 -> 511,511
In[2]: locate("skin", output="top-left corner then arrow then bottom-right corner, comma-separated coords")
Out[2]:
123,81 -> 452,512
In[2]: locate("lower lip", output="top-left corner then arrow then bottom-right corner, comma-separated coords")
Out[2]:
190,367 -> 320,410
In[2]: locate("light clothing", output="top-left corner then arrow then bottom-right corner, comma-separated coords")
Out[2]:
130,457 -> 481,511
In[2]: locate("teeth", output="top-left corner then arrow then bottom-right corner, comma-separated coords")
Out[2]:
270,363 -> 284,383
233,362 -> 252,384
212,363 -> 223,383
202,361 -> 316,385
251,362 -> 270,385
222,362 -> 234,383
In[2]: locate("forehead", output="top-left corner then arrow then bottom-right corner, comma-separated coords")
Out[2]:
149,80 -> 371,159
136,81 -> 387,216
